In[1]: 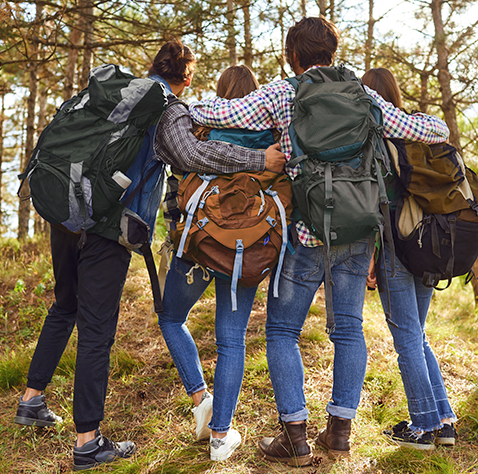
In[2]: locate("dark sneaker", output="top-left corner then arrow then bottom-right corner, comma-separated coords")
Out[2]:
435,423 -> 456,446
387,425 -> 435,450
14,394 -> 63,427
383,420 -> 409,438
73,429 -> 136,471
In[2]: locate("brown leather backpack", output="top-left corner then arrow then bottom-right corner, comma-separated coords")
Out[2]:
171,170 -> 292,309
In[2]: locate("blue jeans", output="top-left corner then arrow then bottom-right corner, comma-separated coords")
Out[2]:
158,255 -> 257,432
266,238 -> 371,422
378,243 -> 456,432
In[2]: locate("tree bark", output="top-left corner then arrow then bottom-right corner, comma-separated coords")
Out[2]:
33,85 -> 48,235
430,0 -> 462,153
278,2 -> 287,79
242,0 -> 252,69
301,0 -> 307,17
419,71 -> 430,113
226,0 -> 237,66
317,0 -> 326,17
0,90 -> 4,229
19,1 -> 44,239
79,0 -> 95,90
364,0 -> 375,71
63,1 -> 84,101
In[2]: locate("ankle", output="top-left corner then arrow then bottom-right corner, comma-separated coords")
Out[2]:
191,389 -> 207,408
23,388 -> 42,402
211,430 -> 228,439
76,430 -> 97,448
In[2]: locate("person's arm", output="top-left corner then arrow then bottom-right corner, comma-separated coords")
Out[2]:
365,85 -> 449,144
156,104 -> 270,174
189,81 -> 293,132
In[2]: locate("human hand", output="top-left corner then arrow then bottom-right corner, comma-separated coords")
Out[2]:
265,143 -> 286,174
367,255 -> 377,290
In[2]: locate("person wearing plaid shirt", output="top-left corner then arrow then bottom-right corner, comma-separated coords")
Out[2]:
190,17 -> 450,465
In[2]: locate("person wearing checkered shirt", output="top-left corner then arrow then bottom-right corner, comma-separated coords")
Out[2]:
189,17 -> 450,465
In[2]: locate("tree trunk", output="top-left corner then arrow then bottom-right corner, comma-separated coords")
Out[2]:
300,0 -> 307,17
0,90 -> 4,229
243,0 -> 252,69
226,0 -> 237,66
278,2 -> 287,79
430,0 -> 462,153
79,0 -> 94,90
419,71 -> 430,113
34,85 -> 48,235
19,1 -> 43,239
317,0 -> 326,17
63,1 -> 84,101
364,0 -> 375,71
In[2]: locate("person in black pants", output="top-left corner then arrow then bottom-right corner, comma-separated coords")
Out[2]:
14,39 -> 285,472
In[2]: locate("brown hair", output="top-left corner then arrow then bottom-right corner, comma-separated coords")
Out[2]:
149,39 -> 196,85
362,68 -> 403,109
194,65 -> 262,141
216,65 -> 260,99
285,17 -> 340,71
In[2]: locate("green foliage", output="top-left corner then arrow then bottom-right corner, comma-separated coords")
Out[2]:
110,348 -> 146,379
0,348 -> 30,389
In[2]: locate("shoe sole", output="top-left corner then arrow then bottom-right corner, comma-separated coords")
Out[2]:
14,416 -> 55,427
393,440 -> 435,450
258,443 -> 313,467
315,437 -> 349,460
210,439 -> 241,461
435,437 -> 455,446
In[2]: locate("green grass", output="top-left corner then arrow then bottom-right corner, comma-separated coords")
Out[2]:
1,235 -> 478,473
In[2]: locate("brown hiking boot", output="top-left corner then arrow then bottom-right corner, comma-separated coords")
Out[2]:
259,421 -> 313,467
316,415 -> 351,459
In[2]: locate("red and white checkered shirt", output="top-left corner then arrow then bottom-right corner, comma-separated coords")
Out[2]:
189,67 -> 450,247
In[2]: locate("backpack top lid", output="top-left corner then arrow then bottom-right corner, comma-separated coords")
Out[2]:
86,64 -> 166,127
287,65 -> 383,162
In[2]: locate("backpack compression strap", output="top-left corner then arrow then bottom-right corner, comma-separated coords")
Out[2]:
265,188 -> 289,298
176,174 -> 217,259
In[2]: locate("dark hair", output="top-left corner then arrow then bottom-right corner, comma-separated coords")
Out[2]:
285,17 -> 340,70
362,68 -> 403,109
216,65 -> 260,99
149,39 -> 196,85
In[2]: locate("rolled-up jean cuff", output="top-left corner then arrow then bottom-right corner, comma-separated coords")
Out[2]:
279,408 -> 309,423
326,401 -> 356,420
186,382 -> 207,397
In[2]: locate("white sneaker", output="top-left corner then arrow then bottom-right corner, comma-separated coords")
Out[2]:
192,391 -> 213,441
210,429 -> 241,461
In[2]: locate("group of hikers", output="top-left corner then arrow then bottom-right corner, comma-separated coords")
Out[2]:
13,15 -> 459,471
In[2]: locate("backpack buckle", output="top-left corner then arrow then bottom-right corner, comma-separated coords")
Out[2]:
325,197 -> 334,209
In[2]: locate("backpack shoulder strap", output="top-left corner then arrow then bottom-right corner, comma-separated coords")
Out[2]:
285,76 -> 300,90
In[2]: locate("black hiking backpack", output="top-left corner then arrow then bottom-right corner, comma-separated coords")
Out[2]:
18,64 -> 168,312
386,138 -> 478,289
286,65 -> 395,332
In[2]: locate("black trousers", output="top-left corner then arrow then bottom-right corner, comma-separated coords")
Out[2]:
27,226 -> 131,433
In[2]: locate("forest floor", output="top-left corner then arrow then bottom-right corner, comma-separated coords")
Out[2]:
1,234 -> 478,474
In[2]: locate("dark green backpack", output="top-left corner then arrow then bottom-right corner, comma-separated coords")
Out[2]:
19,64 -> 167,243
286,65 -> 394,331
18,64 -> 167,311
